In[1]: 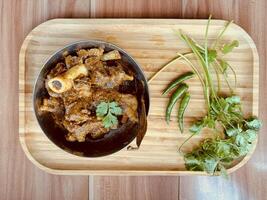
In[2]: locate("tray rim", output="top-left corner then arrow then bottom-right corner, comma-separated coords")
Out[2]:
19,18 -> 259,175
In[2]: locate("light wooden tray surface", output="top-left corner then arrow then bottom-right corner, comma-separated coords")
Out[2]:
19,19 -> 259,175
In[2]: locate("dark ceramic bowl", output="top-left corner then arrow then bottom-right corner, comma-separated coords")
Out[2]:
33,40 -> 149,157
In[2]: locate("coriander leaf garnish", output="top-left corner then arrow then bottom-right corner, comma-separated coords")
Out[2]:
103,113 -> 118,128
109,101 -> 123,115
225,127 -> 241,137
96,102 -> 109,117
189,120 -> 205,134
96,101 -> 122,128
225,96 -> 240,104
245,118 -> 262,130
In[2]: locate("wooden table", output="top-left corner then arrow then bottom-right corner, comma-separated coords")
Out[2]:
0,0 -> 266,199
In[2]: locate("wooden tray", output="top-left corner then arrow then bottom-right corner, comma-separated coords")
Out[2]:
19,19 -> 259,175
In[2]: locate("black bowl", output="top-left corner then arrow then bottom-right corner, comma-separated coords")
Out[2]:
33,40 -> 150,157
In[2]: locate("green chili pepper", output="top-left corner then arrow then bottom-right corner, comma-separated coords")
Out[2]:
166,84 -> 188,124
178,92 -> 191,133
162,72 -> 194,95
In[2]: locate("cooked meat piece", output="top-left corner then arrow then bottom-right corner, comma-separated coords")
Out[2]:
91,65 -> 133,88
64,118 -> 108,142
47,62 -> 67,79
61,89 -> 79,105
77,48 -> 104,59
101,50 -> 121,61
65,101 -> 90,124
62,120 -> 78,133
84,57 -> 101,69
65,132 -> 77,142
88,48 -> 104,57
109,66 -> 133,85
91,125 -> 109,138
77,49 -> 90,59
65,55 -> 83,68
73,77 -> 92,98
92,88 -> 118,102
40,97 -> 64,114
59,77 -> 92,107
117,94 -> 138,123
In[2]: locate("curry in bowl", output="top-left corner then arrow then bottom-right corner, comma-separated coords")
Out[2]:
34,41 -> 149,157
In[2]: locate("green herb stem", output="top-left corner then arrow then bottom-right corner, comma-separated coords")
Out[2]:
178,132 -> 197,154
213,20 -> 234,49
148,52 -> 193,84
212,63 -> 221,93
176,53 -> 211,110
214,59 -> 234,94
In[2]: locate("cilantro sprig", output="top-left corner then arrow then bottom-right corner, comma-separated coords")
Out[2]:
184,116 -> 261,177
148,15 -> 263,176
96,101 -> 123,128
175,16 -> 262,176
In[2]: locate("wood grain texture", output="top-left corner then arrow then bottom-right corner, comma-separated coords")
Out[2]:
93,176 -> 179,200
0,0 -> 90,200
90,0 -> 182,18
19,19 -> 258,176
